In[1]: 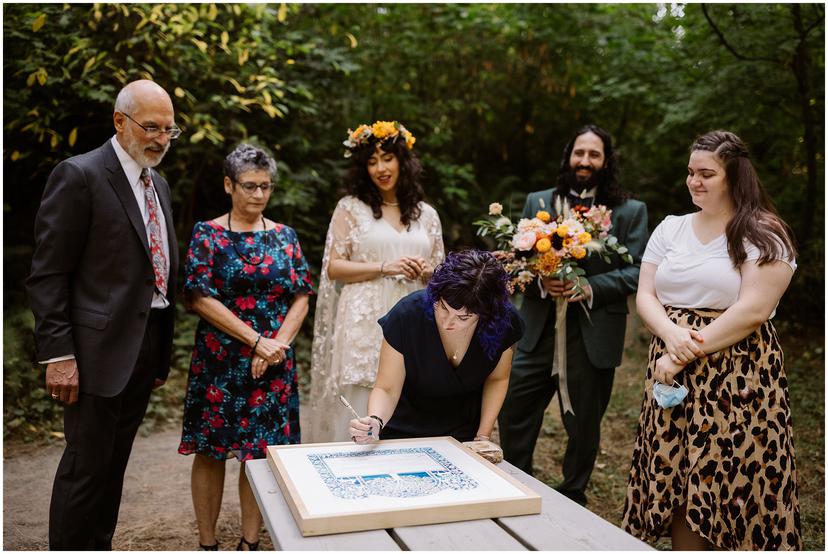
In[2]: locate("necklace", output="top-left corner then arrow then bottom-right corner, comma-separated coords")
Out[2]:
226,213 -> 269,266
444,323 -> 476,363
382,200 -> 400,207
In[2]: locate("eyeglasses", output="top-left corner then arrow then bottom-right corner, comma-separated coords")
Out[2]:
121,112 -> 182,140
234,181 -> 274,194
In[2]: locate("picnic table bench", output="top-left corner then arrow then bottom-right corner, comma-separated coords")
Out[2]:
246,457 -> 652,550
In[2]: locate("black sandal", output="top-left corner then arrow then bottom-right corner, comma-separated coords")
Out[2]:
236,537 -> 259,551
200,542 -> 219,551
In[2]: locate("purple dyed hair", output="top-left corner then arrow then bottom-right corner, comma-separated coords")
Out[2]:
425,250 -> 513,360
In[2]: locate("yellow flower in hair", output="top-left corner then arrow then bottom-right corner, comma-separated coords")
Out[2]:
577,232 -> 592,244
536,210 -> 551,223
572,246 -> 587,259
556,225 -> 569,237
536,238 -> 552,253
372,121 -> 398,139
405,132 -> 416,150
351,124 -> 370,140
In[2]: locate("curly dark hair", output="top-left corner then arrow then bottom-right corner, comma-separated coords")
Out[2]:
556,124 -> 630,207
345,135 -> 424,228
690,130 -> 797,267
424,250 -> 514,360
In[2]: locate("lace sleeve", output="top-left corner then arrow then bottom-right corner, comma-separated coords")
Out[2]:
423,203 -> 446,268
306,198 -> 357,442
328,201 -> 357,261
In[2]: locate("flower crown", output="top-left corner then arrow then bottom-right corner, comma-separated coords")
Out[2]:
343,120 -> 416,158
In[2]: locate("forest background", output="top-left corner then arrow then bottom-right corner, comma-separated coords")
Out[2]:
3,3 -> 824,549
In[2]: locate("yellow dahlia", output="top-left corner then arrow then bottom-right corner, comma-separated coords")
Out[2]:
577,232 -> 592,244
556,225 -> 569,237
572,246 -> 587,259
372,120 -> 398,139
535,238 -> 552,253
535,251 -> 561,274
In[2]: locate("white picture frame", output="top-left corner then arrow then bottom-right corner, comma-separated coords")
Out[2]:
266,436 -> 542,536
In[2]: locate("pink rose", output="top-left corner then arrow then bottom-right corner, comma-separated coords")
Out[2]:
512,231 -> 537,251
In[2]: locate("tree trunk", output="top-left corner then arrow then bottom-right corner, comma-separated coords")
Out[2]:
790,3 -> 818,241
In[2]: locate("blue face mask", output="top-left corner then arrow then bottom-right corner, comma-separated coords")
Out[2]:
652,381 -> 688,409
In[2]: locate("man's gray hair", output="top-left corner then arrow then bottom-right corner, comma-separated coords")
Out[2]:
114,86 -> 136,114
223,144 -> 278,182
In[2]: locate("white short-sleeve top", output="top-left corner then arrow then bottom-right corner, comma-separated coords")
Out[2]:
642,213 -> 796,310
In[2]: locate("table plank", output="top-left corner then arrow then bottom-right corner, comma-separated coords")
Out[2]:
393,519 -> 527,551
245,459 -> 400,551
495,460 -> 653,551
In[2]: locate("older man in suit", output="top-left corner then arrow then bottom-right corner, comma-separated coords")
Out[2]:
27,79 -> 180,550
498,125 -> 648,506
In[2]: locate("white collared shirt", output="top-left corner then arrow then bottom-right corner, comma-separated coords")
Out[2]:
110,136 -> 170,309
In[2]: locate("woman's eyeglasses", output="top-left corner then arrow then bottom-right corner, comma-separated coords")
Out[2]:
235,181 -> 274,194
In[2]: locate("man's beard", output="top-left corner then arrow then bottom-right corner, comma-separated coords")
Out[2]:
560,165 -> 610,194
124,132 -> 170,168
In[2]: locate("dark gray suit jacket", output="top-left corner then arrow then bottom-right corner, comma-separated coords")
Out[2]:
27,140 -> 178,397
516,189 -> 648,369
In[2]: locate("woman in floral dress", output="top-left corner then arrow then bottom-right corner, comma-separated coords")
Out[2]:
178,144 -> 314,551
306,121 -> 444,443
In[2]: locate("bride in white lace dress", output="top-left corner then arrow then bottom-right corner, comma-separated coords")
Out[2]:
306,121 -> 445,443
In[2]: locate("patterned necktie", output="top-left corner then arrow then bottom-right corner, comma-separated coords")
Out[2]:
140,168 -> 168,297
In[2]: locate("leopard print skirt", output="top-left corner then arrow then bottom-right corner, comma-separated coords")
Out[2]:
622,307 -> 802,550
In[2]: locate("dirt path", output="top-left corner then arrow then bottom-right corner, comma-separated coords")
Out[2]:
3,428 -> 274,551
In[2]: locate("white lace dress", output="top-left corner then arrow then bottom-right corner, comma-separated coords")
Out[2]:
306,196 -> 444,443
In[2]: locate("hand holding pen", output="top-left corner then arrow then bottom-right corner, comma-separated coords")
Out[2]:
340,395 -> 381,444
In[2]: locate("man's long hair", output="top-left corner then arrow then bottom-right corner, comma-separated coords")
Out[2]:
555,124 -> 630,207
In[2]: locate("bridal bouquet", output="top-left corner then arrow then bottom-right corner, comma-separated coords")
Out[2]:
474,198 -> 633,416
474,199 -> 633,297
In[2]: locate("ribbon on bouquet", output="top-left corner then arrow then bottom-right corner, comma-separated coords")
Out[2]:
552,296 -> 574,415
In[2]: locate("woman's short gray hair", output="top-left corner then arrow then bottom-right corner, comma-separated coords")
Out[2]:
223,144 -> 278,182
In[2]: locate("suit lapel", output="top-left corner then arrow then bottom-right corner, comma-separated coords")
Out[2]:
103,141 -> 151,258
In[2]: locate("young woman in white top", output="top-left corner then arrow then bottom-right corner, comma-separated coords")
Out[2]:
623,131 -> 801,550
306,121 -> 445,443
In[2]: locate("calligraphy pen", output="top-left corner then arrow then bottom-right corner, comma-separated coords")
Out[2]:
339,394 -> 373,438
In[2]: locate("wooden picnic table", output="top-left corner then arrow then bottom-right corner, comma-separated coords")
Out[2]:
245,457 -> 652,550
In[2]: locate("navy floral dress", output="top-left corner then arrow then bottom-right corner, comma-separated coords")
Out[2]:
178,221 -> 314,461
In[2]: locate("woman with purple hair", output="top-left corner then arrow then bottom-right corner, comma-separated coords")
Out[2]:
348,250 -> 524,446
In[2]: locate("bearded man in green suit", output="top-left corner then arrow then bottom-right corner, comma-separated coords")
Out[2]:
498,124 -> 648,506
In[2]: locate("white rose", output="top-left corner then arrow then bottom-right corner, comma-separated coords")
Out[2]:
495,216 -> 511,228
488,202 -> 503,216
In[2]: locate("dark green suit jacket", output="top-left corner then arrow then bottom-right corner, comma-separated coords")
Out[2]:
516,189 -> 648,369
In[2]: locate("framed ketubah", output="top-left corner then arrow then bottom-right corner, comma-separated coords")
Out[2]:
266,436 -> 541,536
